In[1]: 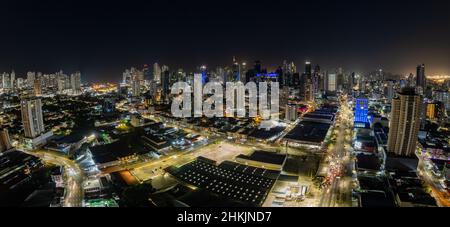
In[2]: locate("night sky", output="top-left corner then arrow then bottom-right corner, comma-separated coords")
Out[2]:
1,0 -> 450,82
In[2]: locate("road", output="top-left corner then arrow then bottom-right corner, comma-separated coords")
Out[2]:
318,95 -> 354,207
19,148 -> 85,207
417,159 -> 450,207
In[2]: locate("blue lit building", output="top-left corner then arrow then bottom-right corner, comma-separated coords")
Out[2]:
354,98 -> 370,128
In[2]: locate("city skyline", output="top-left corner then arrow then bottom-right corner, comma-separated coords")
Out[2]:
1,0 -> 450,81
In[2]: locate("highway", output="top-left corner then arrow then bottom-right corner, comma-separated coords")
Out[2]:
19,148 -> 85,207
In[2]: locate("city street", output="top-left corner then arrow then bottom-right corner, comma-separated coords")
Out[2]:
19,148 -> 85,207
417,159 -> 450,207
318,95 -> 354,207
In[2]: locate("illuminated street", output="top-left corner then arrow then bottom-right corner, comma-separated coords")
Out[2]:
319,95 -> 354,207
19,148 -> 85,207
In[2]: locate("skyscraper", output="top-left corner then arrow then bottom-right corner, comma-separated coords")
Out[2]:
387,87 -> 422,157
132,79 -> 141,97
304,61 -> 312,75
285,104 -> 298,122
33,78 -> 42,96
153,63 -> 161,83
27,72 -> 35,88
327,74 -> 336,92
0,128 -> 12,152
161,69 -> 171,100
70,72 -> 82,95
416,64 -> 426,91
21,98 -> 45,138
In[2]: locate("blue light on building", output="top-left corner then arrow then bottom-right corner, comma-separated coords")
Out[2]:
256,73 -> 278,78
354,98 -> 369,128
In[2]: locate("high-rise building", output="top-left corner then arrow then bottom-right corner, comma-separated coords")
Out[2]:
304,61 -> 312,75
33,78 -> 42,96
433,89 -> 450,112
10,71 -> 15,89
70,72 -> 82,95
232,56 -> 241,82
285,104 -> 298,122
57,76 -> 65,93
2,72 -> 10,89
17,78 -> 24,89
153,63 -> 161,83
387,87 -> 422,157
426,101 -> 445,121
384,80 -> 395,101
27,72 -> 36,88
132,79 -> 141,97
336,68 -> 344,91
161,69 -> 171,100
327,74 -> 336,92
416,64 -> 426,92
254,60 -> 262,74
354,98 -> 369,128
21,98 -> 45,138
0,128 -> 12,152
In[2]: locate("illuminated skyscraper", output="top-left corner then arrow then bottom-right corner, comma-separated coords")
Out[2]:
153,63 -> 161,83
285,104 -> 298,122
387,87 -> 422,157
21,98 -> 45,138
327,73 -> 336,92
354,98 -> 369,128
33,78 -> 42,96
0,128 -> 12,152
416,64 -> 426,92
27,72 -> 35,88
70,71 -> 82,95
132,79 -> 141,97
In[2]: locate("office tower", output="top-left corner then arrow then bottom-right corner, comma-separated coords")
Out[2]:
336,68 -> 344,91
433,90 -> 450,112
122,69 -> 131,85
0,128 -> 12,152
327,73 -> 336,92
240,62 -> 247,83
304,76 -> 314,102
426,102 -> 444,121
200,65 -> 207,84
384,80 -> 395,101
280,86 -> 289,108
231,56 -> 240,81
70,72 -> 81,95
354,98 -> 369,128
153,63 -> 161,83
21,98 -> 45,138
132,79 -> 141,97
143,64 -> 152,81
34,78 -> 42,96
387,87 -> 422,157
2,72 -> 9,89
17,78 -> 24,89
27,72 -> 36,88
349,72 -> 356,90
57,76 -> 65,93
416,64 -> 426,92
304,61 -> 312,75
254,60 -> 262,74
285,104 -> 298,122
161,70 -> 171,100
10,71 -> 15,89
313,65 -> 321,93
